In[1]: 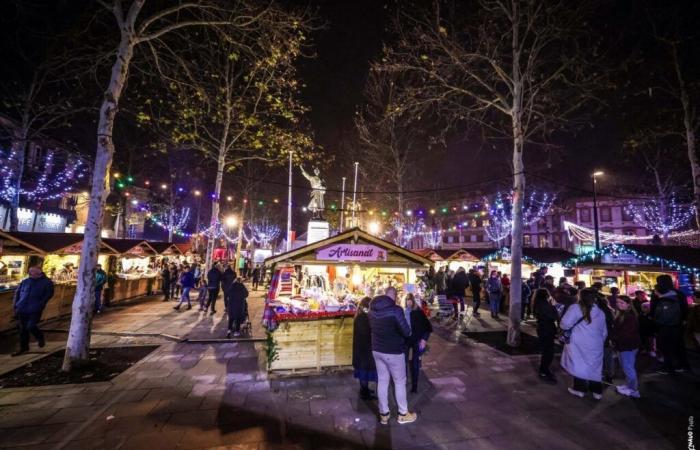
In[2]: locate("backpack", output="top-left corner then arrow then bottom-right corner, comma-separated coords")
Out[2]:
654,296 -> 681,327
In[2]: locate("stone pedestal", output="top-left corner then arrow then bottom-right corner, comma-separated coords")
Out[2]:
307,220 -> 330,245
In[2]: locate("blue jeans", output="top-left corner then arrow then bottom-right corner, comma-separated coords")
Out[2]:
95,289 -> 103,313
489,293 -> 501,315
618,349 -> 638,391
178,287 -> 192,306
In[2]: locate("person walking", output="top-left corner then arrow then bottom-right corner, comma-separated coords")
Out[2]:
352,297 -> 377,400
520,278 -> 532,322
160,264 -> 171,302
205,263 -> 222,314
560,288 -> 608,400
368,287 -> 417,425
433,267 -> 448,296
650,274 -> 690,374
170,264 -> 180,299
226,273 -> 249,337
252,265 -> 261,291
197,278 -> 209,311
486,270 -> 503,319
533,288 -> 558,383
405,295 -> 432,393
174,265 -> 194,310
612,295 -> 641,398
221,263 -> 236,313
12,267 -> 54,356
94,264 -> 107,314
468,269 -> 482,317
450,267 -> 469,316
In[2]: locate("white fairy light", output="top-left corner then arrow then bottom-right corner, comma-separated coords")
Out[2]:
625,195 -> 695,235
484,190 -> 555,243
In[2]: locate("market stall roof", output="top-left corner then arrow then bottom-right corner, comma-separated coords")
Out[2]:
565,243 -> 700,272
460,247 -> 499,260
413,249 -> 444,261
437,248 -> 483,261
265,227 -> 433,267
174,243 -> 192,254
482,247 -> 577,266
0,231 -> 119,255
102,238 -> 157,256
147,241 -> 183,255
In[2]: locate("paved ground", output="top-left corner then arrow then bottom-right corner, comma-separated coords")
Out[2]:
0,288 -> 697,449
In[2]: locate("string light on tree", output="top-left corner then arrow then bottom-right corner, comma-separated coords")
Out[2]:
0,148 -> 87,202
421,225 -> 443,248
244,220 -> 281,248
624,195 -> 696,236
149,207 -> 190,234
483,190 -> 555,243
387,217 -> 425,247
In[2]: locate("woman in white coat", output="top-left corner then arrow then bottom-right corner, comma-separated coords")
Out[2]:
560,288 -> 608,400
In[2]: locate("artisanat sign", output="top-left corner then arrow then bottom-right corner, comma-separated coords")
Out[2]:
316,244 -> 387,262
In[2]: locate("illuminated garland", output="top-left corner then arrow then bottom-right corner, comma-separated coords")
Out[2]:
387,217 -> 425,247
564,221 -> 700,244
0,148 -> 87,202
483,191 -> 555,243
625,195 -> 695,235
481,247 -> 541,267
564,244 -> 700,273
148,215 -> 195,238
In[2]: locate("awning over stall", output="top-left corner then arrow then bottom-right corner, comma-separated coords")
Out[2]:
565,244 -> 700,273
482,247 -> 576,266
148,241 -> 184,255
265,227 -> 432,268
102,239 -> 157,257
0,231 -> 119,255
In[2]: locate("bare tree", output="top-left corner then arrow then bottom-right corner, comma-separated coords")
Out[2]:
355,69 -> 429,213
379,0 -> 603,346
63,0 -> 282,372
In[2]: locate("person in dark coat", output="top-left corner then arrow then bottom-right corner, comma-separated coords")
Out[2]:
169,264 -> 179,298
468,269 -> 482,317
612,295 -> 641,398
221,263 -> 236,312
94,264 -> 107,313
226,273 -> 249,337
205,263 -> 222,314
352,297 -> 377,399
368,287 -> 417,425
252,265 -> 261,291
161,264 -> 171,302
433,267 -> 448,296
650,274 -> 690,374
12,267 -> 54,356
404,295 -> 432,393
450,267 -> 469,315
533,288 -> 558,382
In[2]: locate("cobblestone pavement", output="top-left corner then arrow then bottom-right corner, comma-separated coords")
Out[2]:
0,289 -> 697,449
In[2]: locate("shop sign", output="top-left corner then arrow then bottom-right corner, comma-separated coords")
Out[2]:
601,253 -> 651,266
316,244 -> 387,262
128,245 -> 145,255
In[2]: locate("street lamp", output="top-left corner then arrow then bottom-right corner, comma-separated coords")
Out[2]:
193,190 -> 202,235
160,183 -> 167,190
225,215 -> 237,228
368,221 -> 381,235
592,170 -> 604,250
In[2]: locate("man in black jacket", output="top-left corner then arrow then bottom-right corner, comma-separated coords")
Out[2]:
450,267 -> 469,316
220,263 -> 236,312
205,263 -> 222,314
226,274 -> 248,338
468,269 -> 482,317
368,287 -> 417,425
12,267 -> 54,356
651,274 -> 690,374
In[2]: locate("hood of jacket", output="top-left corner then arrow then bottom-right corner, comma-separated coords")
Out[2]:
370,295 -> 396,311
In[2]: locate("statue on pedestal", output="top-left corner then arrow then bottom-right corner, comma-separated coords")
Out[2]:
300,166 -> 326,219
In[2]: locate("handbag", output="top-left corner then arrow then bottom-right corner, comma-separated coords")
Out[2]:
557,316 -> 585,345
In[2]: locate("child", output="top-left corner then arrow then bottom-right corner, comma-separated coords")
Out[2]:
197,278 -> 209,311
612,295 -> 641,398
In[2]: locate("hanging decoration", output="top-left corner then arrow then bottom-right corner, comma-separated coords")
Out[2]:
564,221 -> 700,244
481,247 -> 541,267
624,195 -> 695,236
0,148 -> 87,202
483,190 -> 555,243
564,244 -> 700,273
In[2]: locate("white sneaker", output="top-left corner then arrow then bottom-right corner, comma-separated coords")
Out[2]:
615,385 -> 631,396
626,390 -> 640,398
592,393 -> 603,400
567,387 -> 584,398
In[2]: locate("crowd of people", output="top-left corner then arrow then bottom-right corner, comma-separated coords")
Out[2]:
426,264 -> 697,400
351,287 -> 433,425
159,260 -> 254,337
